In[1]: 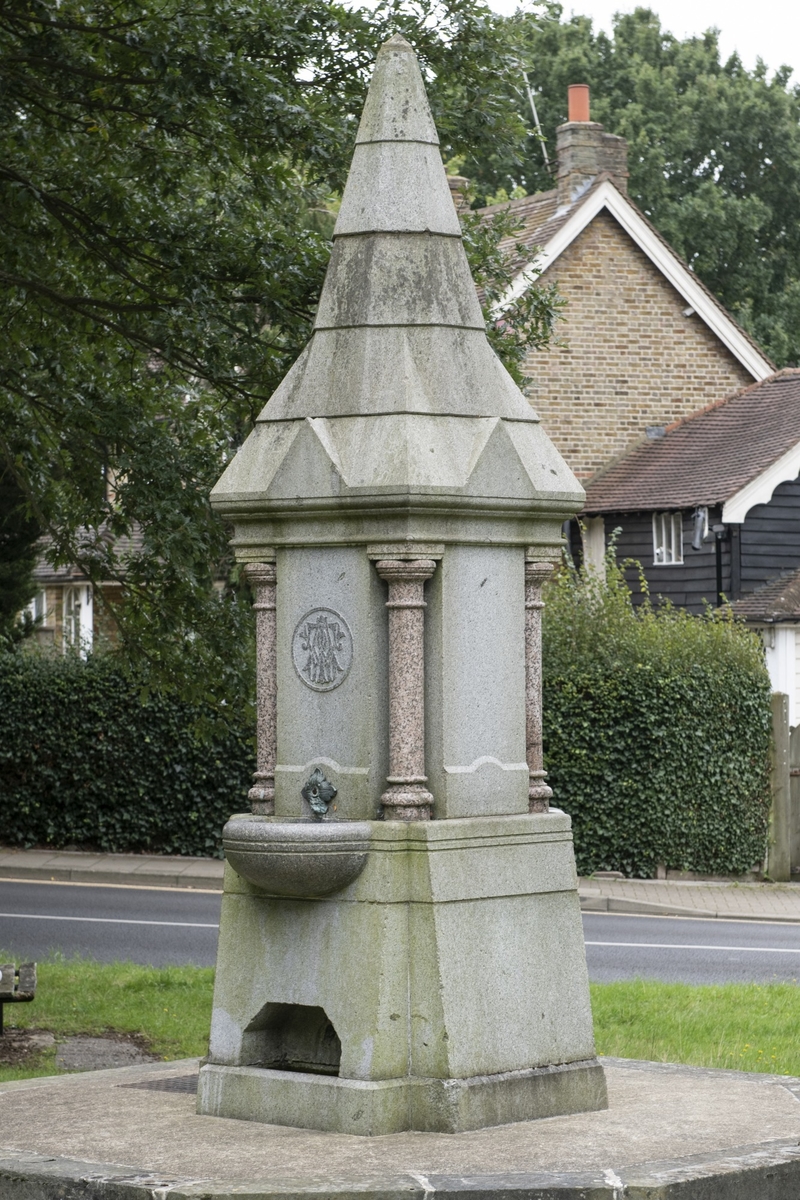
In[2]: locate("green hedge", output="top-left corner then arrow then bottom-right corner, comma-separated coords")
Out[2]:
0,556 -> 773,873
0,653 -> 253,856
542,559 -> 772,878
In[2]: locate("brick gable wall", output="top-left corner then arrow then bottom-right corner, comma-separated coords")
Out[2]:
522,210 -> 753,481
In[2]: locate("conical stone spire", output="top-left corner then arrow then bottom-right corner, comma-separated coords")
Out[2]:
211,34 -> 583,552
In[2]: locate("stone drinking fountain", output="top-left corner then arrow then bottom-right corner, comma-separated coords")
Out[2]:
197,33 -> 607,1135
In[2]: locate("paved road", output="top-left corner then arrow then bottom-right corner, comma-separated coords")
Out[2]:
3,881 -> 800,983
0,880 -> 221,967
584,912 -> 800,984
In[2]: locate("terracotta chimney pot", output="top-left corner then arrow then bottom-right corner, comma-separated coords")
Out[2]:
557,84 -> 628,201
567,84 -> 590,123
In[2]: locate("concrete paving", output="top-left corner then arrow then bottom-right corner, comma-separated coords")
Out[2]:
1,1057 -> 800,1197
0,846 -> 224,890
579,876 -> 800,922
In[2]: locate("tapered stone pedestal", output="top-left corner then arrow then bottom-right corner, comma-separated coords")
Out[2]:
198,811 -> 604,1134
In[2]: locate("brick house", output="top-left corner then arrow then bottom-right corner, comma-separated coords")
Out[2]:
580,369 -> 800,719
476,94 -> 800,707
477,86 -> 774,484
27,531 -> 137,655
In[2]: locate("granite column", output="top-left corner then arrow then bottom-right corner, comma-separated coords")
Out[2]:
245,562 -> 277,815
525,559 -> 553,812
376,559 -> 436,821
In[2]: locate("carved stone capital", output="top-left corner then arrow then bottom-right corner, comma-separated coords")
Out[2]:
376,558 -> 437,584
524,560 -> 554,591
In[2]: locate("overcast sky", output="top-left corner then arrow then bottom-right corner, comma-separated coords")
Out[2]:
487,0 -> 798,82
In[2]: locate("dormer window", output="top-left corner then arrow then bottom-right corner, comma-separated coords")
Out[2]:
653,513 -> 683,565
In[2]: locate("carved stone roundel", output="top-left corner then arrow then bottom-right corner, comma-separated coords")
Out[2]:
292,608 -> 353,692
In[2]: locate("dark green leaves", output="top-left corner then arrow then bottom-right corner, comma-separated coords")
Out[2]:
0,0 -> 555,715
542,556 -> 772,877
0,652 -> 253,855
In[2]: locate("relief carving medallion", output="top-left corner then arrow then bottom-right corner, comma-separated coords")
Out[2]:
292,608 -> 353,692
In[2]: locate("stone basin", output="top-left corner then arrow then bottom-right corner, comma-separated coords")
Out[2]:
222,816 -> 371,897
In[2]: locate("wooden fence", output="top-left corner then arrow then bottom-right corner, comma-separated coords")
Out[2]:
770,693 -> 800,880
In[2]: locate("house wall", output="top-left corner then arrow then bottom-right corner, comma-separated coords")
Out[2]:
590,508 -> 731,613
587,476 -> 800,616
739,475 -> 800,596
764,626 -> 799,727
27,582 -> 120,654
523,211 -> 754,481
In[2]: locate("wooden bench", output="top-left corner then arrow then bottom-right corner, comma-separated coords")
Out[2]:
0,962 -> 37,1034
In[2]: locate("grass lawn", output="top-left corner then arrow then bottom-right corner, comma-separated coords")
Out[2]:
0,956 -> 213,1082
591,979 -> 800,1075
2,958 -> 800,1082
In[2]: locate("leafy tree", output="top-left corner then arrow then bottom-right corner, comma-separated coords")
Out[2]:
468,4 -> 800,368
0,0 -> 556,716
0,467 -> 41,647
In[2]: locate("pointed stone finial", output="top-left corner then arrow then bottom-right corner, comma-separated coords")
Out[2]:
211,35 -> 584,526
334,35 -> 458,237
355,34 -> 439,146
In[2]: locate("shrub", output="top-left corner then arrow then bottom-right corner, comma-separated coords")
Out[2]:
0,653 -> 253,856
542,556 -> 772,878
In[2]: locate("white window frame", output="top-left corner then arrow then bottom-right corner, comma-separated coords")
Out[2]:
63,585 -> 93,657
652,512 -> 684,566
27,590 -> 48,625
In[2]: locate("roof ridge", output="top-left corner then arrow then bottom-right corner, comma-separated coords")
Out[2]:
477,175 -> 774,375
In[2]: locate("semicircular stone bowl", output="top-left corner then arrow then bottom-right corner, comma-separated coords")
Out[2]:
222,817 -> 371,898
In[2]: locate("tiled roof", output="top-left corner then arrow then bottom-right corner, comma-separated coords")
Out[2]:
583,370 -> 800,513
475,183 -> 567,273
729,566 -> 800,623
33,528 -> 145,584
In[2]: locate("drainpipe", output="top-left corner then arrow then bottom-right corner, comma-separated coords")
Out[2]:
711,523 -> 726,606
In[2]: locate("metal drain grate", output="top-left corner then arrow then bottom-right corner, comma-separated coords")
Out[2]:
119,1074 -> 199,1094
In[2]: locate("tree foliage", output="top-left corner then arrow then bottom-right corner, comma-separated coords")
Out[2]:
469,4 -> 800,368
0,467 -> 41,647
0,0 -> 556,714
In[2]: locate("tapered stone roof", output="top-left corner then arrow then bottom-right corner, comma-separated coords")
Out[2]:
211,35 -> 583,546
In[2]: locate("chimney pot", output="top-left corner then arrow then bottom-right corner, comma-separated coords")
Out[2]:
447,175 -> 470,214
556,86 -> 628,203
567,84 -> 590,123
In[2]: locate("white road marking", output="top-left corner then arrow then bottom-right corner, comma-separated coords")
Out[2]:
586,940 -> 800,954
0,912 -> 218,929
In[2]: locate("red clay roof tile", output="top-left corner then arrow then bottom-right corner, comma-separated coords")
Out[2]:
584,369 -> 800,513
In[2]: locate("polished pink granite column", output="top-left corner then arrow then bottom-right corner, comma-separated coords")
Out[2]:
525,560 -> 553,813
244,562 -> 277,815
376,559 -> 437,821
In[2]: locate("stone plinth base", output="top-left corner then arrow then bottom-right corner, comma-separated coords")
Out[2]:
196,1058 -> 607,1135
199,811 -> 604,1135
3,1058 -> 800,1198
